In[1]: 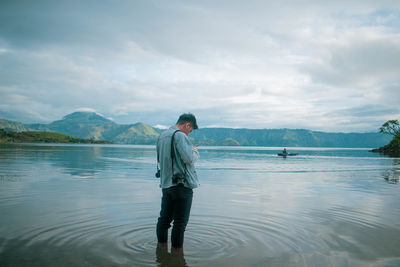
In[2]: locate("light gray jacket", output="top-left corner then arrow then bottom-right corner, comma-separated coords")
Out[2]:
156,126 -> 199,189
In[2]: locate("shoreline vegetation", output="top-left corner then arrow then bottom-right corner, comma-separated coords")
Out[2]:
0,129 -> 113,144
371,133 -> 400,157
370,120 -> 400,157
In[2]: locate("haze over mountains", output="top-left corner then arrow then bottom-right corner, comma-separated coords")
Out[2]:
0,111 -> 391,147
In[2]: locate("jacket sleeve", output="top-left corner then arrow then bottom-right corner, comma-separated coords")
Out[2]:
156,136 -> 160,163
175,132 -> 199,165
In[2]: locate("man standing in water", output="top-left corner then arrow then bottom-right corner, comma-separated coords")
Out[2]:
156,113 -> 199,255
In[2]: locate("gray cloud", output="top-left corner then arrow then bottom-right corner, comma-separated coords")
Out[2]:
1,0 -> 399,132
302,32 -> 400,87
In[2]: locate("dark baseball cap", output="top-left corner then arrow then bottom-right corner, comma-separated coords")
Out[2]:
177,113 -> 198,129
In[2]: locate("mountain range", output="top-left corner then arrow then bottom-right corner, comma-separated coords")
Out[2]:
0,111 -> 391,147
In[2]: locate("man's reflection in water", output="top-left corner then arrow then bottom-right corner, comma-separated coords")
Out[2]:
383,159 -> 400,184
156,246 -> 188,267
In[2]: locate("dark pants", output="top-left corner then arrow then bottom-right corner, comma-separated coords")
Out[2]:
157,185 -> 193,248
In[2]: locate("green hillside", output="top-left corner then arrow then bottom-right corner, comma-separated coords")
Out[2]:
189,128 -> 391,148
0,112 -> 392,147
22,112 -> 160,144
113,123 -> 160,144
0,129 -> 112,144
28,112 -> 121,140
0,119 -> 28,132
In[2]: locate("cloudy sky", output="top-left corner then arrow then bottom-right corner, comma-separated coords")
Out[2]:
0,0 -> 399,132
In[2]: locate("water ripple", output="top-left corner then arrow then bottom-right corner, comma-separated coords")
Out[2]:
1,205 -> 399,266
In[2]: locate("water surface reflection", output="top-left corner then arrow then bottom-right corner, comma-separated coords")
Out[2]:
0,144 -> 399,266
156,247 -> 188,267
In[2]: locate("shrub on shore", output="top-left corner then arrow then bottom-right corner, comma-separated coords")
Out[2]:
371,120 -> 400,157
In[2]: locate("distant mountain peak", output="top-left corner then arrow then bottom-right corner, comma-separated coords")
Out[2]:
63,111 -> 103,119
62,111 -> 114,124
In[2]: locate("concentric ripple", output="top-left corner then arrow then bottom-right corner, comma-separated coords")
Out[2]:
2,201 -> 400,267
1,144 -> 400,267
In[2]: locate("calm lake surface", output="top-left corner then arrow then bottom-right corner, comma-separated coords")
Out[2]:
0,143 -> 399,267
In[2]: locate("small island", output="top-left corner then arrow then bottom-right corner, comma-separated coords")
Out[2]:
371,120 -> 400,157
0,129 -> 113,144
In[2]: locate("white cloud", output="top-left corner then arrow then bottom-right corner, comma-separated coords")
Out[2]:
0,0 -> 399,131
153,124 -> 168,130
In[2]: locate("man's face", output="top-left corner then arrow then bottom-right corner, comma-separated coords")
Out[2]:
181,122 -> 194,136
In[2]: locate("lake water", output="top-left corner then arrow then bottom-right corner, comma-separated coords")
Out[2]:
0,143 -> 399,267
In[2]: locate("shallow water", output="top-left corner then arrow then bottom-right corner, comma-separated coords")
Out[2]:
0,143 -> 399,266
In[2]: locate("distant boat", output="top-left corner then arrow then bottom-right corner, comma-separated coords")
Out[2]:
277,152 -> 299,157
